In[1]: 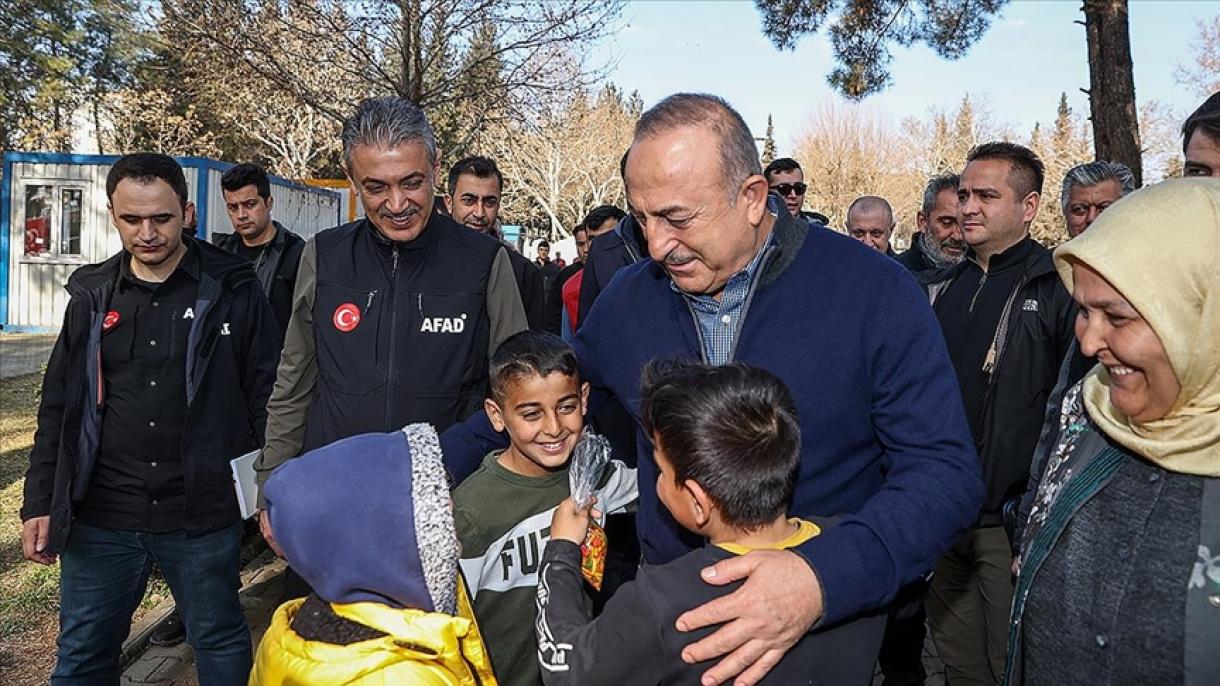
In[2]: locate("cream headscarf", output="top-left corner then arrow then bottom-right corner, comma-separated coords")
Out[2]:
1054,178 -> 1220,476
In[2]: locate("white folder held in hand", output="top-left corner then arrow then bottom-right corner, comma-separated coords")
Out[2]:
230,450 -> 260,520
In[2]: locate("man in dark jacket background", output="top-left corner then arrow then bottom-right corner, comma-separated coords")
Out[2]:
20,153 -> 279,684
212,163 -> 305,347
446,155 -> 546,331
922,142 -> 1075,685
548,204 -> 625,335
897,173 -> 966,274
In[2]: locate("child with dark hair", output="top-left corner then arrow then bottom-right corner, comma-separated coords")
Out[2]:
535,361 -> 886,685
453,331 -> 637,686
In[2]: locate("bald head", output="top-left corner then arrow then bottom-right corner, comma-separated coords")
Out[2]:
846,196 -> 895,254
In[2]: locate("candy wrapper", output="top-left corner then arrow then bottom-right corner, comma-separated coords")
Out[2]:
569,430 -> 611,589
580,523 -> 608,590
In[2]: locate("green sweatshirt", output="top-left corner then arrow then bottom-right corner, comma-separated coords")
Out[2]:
454,451 -> 637,686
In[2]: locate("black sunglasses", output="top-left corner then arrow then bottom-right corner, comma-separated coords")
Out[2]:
771,182 -> 807,196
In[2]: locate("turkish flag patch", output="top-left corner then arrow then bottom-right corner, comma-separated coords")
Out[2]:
332,303 -> 361,332
102,310 -> 121,331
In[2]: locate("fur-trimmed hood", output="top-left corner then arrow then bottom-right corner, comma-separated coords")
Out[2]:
265,423 -> 459,614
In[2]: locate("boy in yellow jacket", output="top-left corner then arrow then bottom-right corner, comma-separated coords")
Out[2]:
250,423 -> 497,685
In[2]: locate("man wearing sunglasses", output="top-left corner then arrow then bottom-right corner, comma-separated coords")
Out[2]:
764,158 -> 828,226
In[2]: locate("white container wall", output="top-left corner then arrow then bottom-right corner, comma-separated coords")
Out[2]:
1,153 -> 340,331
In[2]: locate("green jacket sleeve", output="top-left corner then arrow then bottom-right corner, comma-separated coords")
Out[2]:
255,238 -> 318,507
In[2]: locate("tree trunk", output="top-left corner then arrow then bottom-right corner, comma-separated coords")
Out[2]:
1083,0 -> 1142,185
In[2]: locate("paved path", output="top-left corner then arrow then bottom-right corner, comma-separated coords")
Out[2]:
0,333 -> 56,379
122,554 -> 285,686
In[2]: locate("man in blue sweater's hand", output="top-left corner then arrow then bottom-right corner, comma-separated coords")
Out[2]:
443,93 -> 983,685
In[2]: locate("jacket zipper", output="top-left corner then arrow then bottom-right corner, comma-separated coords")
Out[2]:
969,270 -> 988,313
383,246 -> 399,428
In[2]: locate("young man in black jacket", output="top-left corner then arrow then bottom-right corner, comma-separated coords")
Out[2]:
445,155 -> 546,331
19,153 -> 280,684
214,163 -> 305,347
921,142 -> 1075,685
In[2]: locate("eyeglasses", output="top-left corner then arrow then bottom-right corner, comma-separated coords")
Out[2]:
771,183 -> 807,196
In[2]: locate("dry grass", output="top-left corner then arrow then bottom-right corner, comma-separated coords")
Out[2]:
0,372 -> 170,684
0,372 -> 57,684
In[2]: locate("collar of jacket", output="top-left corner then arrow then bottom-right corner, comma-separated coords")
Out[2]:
268,220 -> 290,250
918,236 -> 1057,289
613,214 -> 647,262
65,236 -> 257,301
757,209 -> 809,289
361,211 -> 443,255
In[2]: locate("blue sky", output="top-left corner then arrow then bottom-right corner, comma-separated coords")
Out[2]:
594,0 -> 1212,151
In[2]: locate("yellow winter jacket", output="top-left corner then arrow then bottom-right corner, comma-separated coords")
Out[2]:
250,582 -> 497,685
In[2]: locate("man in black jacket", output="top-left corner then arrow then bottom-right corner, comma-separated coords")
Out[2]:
896,173 -> 966,274
445,155 -> 546,331
20,153 -> 279,684
255,98 -> 527,586
213,163 -> 305,346
547,204 -> 625,335
921,142 -> 1075,685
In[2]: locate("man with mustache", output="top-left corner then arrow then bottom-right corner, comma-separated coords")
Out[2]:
897,173 -> 967,273
444,93 -> 982,685
255,97 -> 528,597
446,155 -> 546,331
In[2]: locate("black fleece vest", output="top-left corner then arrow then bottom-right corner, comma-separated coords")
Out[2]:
303,216 -> 501,451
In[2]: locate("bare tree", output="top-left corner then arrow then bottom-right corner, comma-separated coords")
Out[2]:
1082,0 -> 1142,185
494,86 -> 638,239
793,102 -> 919,235
160,0 -> 623,158
1175,16 -> 1220,97
101,87 -> 222,157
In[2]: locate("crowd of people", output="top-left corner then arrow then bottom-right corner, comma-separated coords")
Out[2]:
17,87 -> 1220,686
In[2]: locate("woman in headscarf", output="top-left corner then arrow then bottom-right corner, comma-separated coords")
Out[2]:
1006,178 -> 1220,685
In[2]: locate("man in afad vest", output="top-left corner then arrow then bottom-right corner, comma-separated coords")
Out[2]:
255,97 -> 527,596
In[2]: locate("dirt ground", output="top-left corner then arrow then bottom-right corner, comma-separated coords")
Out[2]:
0,372 -> 170,684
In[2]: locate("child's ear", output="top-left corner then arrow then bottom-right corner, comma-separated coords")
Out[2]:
485,398 -> 507,433
579,381 -> 590,415
682,479 -> 715,530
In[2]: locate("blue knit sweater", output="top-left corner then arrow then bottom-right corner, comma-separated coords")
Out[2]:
445,214 -> 982,625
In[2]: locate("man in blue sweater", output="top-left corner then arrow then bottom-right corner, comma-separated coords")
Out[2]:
444,93 -> 982,685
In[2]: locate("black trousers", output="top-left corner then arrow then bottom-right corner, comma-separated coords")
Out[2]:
878,579 -> 929,686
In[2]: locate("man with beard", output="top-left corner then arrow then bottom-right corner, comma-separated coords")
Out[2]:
446,155 -> 546,330
214,163 -> 306,346
256,98 -> 528,596
897,173 -> 966,274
